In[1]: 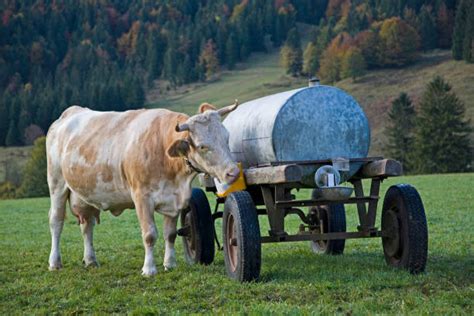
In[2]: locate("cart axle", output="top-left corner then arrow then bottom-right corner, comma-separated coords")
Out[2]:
260,230 -> 384,243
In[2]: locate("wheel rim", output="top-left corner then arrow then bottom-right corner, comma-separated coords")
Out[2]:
184,210 -> 196,259
383,207 -> 402,261
226,213 -> 238,272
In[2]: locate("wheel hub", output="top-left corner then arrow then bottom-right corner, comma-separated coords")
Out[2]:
226,213 -> 238,272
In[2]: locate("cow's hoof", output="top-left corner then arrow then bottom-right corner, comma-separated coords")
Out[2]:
141,266 -> 158,277
83,259 -> 99,268
164,262 -> 177,271
48,263 -> 63,271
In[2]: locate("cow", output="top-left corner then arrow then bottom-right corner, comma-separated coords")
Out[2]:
46,102 -> 240,276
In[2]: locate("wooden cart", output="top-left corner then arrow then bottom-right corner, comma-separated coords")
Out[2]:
178,157 -> 428,282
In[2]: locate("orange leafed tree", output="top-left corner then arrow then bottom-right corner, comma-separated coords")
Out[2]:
199,39 -> 220,81
379,17 -> 420,66
319,32 -> 353,83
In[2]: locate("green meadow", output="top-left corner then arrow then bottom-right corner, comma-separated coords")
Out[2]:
1,173 -> 472,314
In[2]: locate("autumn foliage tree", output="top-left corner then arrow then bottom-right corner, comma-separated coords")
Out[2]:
199,39 -> 220,81
319,39 -> 367,83
378,17 -> 420,66
341,47 -> 366,81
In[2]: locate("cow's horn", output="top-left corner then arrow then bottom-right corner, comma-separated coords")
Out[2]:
175,122 -> 190,132
217,99 -> 239,116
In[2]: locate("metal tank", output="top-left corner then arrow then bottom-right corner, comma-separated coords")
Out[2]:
223,82 -> 371,177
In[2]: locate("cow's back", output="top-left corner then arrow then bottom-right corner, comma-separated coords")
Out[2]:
47,106 -> 188,210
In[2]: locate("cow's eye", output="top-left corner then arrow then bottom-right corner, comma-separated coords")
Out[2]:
197,145 -> 209,152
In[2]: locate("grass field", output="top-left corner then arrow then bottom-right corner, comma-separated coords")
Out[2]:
0,173 -> 472,314
149,50 -> 474,156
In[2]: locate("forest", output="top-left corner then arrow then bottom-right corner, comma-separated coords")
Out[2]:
0,0 -> 472,146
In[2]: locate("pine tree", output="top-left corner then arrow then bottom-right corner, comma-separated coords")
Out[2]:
413,76 -> 472,173
146,29 -> 165,79
163,43 -> 178,86
384,93 -> 416,172
280,27 -> 303,76
452,0 -> 471,60
0,96 -> 10,146
462,3 -> 474,63
5,99 -> 21,146
341,48 -> 366,81
437,3 -> 454,49
225,32 -> 238,70
419,5 -> 438,51
303,42 -> 319,76
16,136 -> 49,198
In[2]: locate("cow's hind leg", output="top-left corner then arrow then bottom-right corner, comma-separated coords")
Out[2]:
134,194 -> 158,276
163,214 -> 178,271
70,193 -> 100,267
48,183 -> 69,270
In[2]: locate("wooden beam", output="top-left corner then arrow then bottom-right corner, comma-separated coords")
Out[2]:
198,164 -> 303,188
244,164 -> 302,185
357,159 -> 403,178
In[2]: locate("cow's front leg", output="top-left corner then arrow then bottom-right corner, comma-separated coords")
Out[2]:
163,214 -> 178,271
134,195 -> 158,276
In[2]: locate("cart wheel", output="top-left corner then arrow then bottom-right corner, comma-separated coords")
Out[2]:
180,188 -> 215,265
381,184 -> 428,274
309,204 -> 346,255
223,191 -> 261,282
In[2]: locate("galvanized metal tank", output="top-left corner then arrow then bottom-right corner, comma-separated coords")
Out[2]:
223,83 -> 370,176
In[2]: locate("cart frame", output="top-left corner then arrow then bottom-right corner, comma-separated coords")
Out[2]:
200,157 -> 401,243
179,156 -> 427,281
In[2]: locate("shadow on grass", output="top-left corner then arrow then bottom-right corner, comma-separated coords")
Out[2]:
258,248 -> 473,285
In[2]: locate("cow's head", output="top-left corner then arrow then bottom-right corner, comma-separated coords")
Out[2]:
167,101 -> 240,185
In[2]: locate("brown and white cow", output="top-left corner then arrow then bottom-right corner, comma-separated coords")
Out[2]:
46,102 -> 239,276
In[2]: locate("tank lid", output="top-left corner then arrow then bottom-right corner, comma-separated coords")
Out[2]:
308,77 -> 320,87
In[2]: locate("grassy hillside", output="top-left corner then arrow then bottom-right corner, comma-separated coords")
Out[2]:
149,50 -> 474,156
148,49 -> 307,113
0,146 -> 32,185
1,173 -> 472,314
1,50 -> 472,186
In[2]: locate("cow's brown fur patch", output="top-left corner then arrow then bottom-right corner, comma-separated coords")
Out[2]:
123,112 -> 189,190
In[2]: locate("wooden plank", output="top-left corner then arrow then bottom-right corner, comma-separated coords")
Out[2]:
244,164 -> 302,185
199,164 -> 303,187
259,156 -> 383,167
357,159 -> 403,178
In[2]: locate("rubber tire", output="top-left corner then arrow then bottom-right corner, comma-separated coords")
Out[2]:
181,188 -> 215,265
382,184 -> 428,274
310,203 -> 347,255
223,191 -> 261,282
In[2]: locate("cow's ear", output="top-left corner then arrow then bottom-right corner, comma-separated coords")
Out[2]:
198,103 -> 216,113
167,139 -> 190,158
